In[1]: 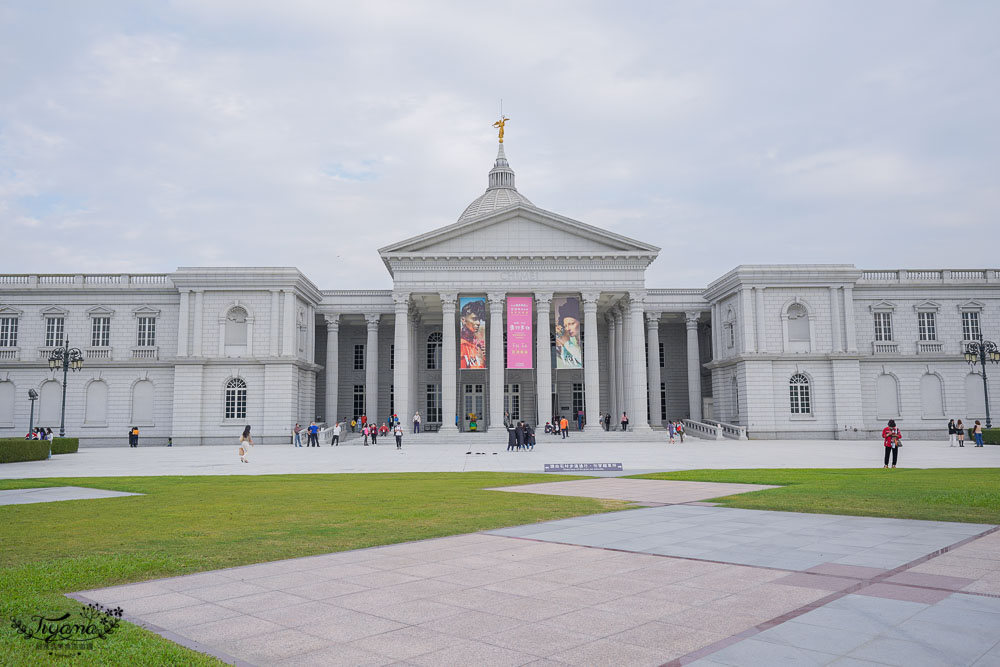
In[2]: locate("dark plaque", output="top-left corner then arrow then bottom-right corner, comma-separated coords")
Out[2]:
544,463 -> 623,472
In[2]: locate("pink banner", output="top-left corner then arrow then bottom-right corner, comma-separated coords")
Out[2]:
506,297 -> 533,369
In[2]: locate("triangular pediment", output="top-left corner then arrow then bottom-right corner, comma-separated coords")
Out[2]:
379,205 -> 659,258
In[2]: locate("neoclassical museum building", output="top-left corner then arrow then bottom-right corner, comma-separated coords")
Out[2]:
0,139 -> 997,445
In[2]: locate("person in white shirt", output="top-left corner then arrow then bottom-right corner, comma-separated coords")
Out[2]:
413,411 -> 421,434
394,422 -> 404,449
332,421 -> 342,446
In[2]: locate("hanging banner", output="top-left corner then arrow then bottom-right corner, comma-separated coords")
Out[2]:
459,296 -> 487,369
554,296 -> 583,369
506,297 -> 533,369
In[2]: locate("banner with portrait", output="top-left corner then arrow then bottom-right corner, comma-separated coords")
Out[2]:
553,296 -> 583,369
506,297 -> 533,369
459,296 -> 487,369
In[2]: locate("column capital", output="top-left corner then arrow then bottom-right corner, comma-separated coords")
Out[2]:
534,291 -> 553,306
628,289 -> 647,304
323,312 -> 340,328
364,313 -> 381,330
605,312 -> 616,326
645,311 -> 662,328
612,307 -> 624,323
685,311 -> 702,328
581,292 -> 601,307
439,291 -> 458,302
487,292 -> 506,308
392,291 -> 411,309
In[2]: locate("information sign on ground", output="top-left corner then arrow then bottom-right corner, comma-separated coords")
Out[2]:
543,463 -> 623,472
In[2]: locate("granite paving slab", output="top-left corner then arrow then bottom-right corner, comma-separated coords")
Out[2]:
486,478 -> 778,504
0,485 -> 142,505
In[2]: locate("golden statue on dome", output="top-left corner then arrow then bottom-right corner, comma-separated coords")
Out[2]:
493,116 -> 509,143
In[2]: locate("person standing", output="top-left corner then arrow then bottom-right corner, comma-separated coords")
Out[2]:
560,415 -> 570,439
577,409 -> 584,431
394,421 -> 403,449
621,412 -> 629,433
371,423 -> 378,445
507,422 -> 517,451
668,420 -> 676,444
127,426 -> 135,447
676,421 -> 685,443
947,419 -> 957,447
515,421 -> 525,450
882,419 -> 902,468
350,418 -> 357,433
293,423 -> 302,447
331,421 -> 341,446
413,411 -> 421,434
132,426 -> 140,447
239,425 -> 253,463
362,424 -> 370,446
973,420 -> 985,447
957,420 -> 965,447
308,422 -> 319,447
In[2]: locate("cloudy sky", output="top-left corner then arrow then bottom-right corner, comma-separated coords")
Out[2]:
1,1 -> 997,289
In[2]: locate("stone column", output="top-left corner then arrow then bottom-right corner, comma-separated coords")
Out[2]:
177,289 -> 190,356
829,286 -> 842,353
741,287 -> 755,353
487,292 -> 505,431
685,311 -> 703,421
628,292 -> 650,430
755,288 -> 766,354
621,300 -> 633,425
440,293 -> 458,432
392,293 -> 410,426
614,308 -> 625,423
364,313 -> 380,420
582,292 -> 601,430
409,307 -> 419,426
535,292 -> 553,426
843,286 -> 857,352
192,290 -> 204,357
282,289 -> 296,357
324,314 -> 340,423
646,311 -> 662,426
269,290 -> 280,357
606,313 -> 617,424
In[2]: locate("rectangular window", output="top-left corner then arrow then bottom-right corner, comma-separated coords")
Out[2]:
426,384 -> 441,423
572,383 -> 585,419
0,317 -> 17,347
354,344 -> 365,370
45,317 -> 64,347
873,312 -> 893,342
962,311 -> 982,341
353,385 -> 365,419
917,312 -> 937,341
504,383 -> 520,421
789,384 -> 811,414
660,382 -> 667,421
136,317 -> 156,346
726,323 -> 735,348
390,344 -> 394,371
659,341 -> 665,368
389,384 -> 394,417
91,317 -> 110,347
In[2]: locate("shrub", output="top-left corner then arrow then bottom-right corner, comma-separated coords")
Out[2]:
0,439 -> 50,464
982,428 -> 1000,445
50,438 -> 79,454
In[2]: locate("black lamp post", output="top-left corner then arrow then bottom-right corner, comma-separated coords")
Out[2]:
964,340 -> 999,429
48,340 -> 84,439
27,388 -> 38,438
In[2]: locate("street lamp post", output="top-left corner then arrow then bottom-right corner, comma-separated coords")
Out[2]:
27,388 -> 38,438
48,339 -> 84,441
964,339 -> 999,429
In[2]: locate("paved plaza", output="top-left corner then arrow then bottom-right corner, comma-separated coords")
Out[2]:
3,437 -> 999,479
68,478 -> 1000,666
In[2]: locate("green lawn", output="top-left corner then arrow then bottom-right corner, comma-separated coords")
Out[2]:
629,468 -> 1000,523
0,473 -> 631,666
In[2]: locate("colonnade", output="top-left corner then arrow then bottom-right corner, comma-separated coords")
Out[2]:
321,291 -> 706,431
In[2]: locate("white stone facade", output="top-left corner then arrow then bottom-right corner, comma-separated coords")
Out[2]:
1,146 -> 997,444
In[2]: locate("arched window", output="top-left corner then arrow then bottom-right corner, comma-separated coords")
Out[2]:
85,380 -> 108,425
39,380 -> 61,425
966,373 -> 986,418
426,332 -> 442,370
787,303 -> 810,342
225,378 -> 247,420
876,374 -> 899,418
132,380 -> 155,425
0,381 -> 14,426
920,374 -> 944,418
789,373 -> 811,414
225,306 -> 248,346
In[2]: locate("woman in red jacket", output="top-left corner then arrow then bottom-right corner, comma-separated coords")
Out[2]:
882,419 -> 902,468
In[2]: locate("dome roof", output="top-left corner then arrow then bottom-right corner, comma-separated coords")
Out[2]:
457,143 -> 533,221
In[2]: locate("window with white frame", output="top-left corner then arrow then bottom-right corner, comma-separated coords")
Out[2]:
45,317 -> 65,347
659,341 -> 664,368
660,382 -> 667,421
354,344 -> 365,370
353,385 -> 365,418
389,384 -> 394,417
224,378 -> 247,419
789,373 -> 811,414
427,332 -> 442,369
136,316 -> 156,347
504,383 -> 520,421
426,384 -> 441,422
91,317 -> 110,347
962,311 -> 982,341
572,383 -> 585,419
873,312 -> 893,342
0,317 -> 17,347
917,311 -> 937,341
390,344 -> 394,371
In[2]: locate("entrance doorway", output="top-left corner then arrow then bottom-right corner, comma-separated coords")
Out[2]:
462,383 -> 484,432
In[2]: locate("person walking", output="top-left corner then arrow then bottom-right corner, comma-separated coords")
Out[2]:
362,424 -> 370,446
394,421 -> 403,449
577,409 -> 584,431
947,419 -> 957,447
957,420 -> 966,447
239,425 -> 253,463
560,415 -> 570,439
882,419 -> 902,468
621,412 -> 629,433
331,421 -> 341,446
973,420 -> 985,447
413,411 -> 421,434
371,423 -> 378,445
676,420 -> 685,443
293,423 -> 302,447
668,420 -> 676,444
350,418 -> 357,433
